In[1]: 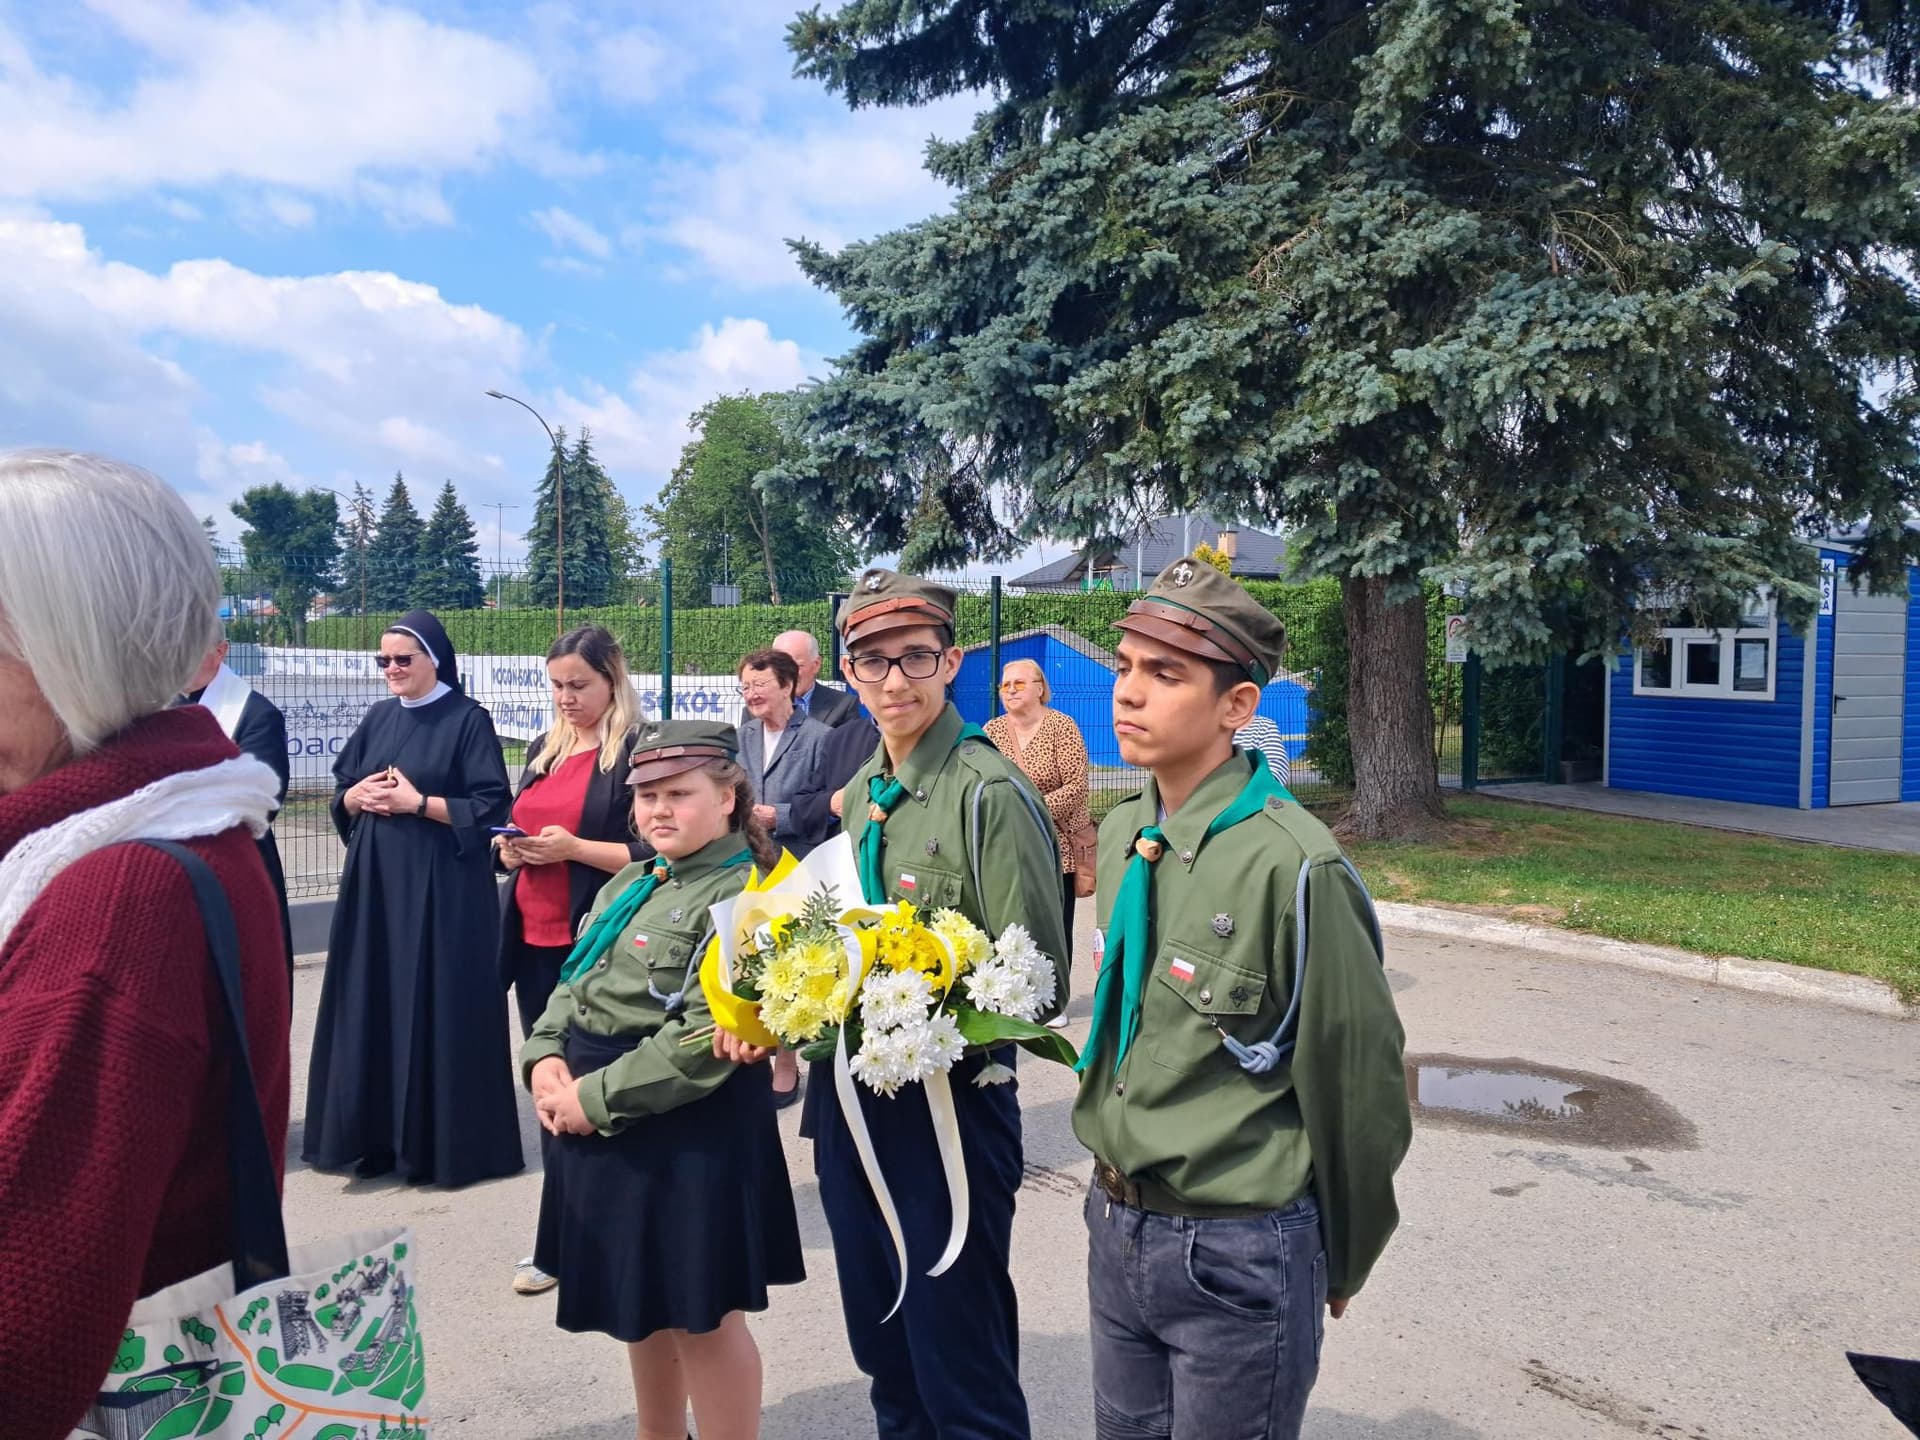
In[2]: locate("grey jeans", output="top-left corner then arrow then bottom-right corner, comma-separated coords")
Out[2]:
1085,1184 -> 1326,1440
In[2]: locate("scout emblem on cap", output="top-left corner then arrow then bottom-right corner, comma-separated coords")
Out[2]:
1169,560 -> 1196,587
865,570 -> 886,591
1212,913 -> 1235,938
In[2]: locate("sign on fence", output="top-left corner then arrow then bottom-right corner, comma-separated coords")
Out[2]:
1444,615 -> 1469,665
258,648 -> 748,784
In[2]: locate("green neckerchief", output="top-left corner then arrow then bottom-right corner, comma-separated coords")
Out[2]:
857,707 -> 991,906
559,844 -> 753,986
1076,752 -> 1288,1075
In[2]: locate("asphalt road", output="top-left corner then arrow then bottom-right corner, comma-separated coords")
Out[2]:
282,922 -> 1919,1439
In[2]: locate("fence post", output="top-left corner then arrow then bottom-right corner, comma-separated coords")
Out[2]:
1461,652 -> 1481,792
660,559 -> 674,721
1543,653 -> 1565,784
988,575 -> 1003,719
828,592 -> 848,683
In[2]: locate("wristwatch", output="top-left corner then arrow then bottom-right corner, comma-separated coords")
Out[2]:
416,795 -> 429,817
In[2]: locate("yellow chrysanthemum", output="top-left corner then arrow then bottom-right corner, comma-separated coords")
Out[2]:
927,909 -> 989,974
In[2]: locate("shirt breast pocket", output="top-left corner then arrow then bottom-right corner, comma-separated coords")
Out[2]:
1145,938 -> 1267,1075
625,923 -> 705,990
892,858 -> 964,909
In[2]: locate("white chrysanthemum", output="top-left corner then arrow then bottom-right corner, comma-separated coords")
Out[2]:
962,964 -> 1015,1013
859,967 -> 934,1031
993,923 -> 1040,968
922,1010 -> 966,1071
849,1026 -> 911,1096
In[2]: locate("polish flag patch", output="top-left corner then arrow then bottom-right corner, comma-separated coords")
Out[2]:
1168,957 -> 1196,983
632,934 -> 649,949
899,873 -> 918,892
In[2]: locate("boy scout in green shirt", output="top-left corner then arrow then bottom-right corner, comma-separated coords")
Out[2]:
1073,555 -> 1412,1440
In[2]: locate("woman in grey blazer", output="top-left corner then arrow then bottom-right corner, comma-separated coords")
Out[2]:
736,647 -> 836,860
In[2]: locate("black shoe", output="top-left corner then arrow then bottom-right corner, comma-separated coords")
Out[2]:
772,1076 -> 802,1110
353,1147 -> 395,1179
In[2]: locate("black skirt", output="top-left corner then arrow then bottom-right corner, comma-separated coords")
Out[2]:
535,1027 -> 805,1341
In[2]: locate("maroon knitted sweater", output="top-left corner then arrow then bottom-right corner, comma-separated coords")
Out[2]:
0,708 -> 291,1439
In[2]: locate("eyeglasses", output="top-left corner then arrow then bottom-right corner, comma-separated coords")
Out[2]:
999,680 -> 1032,693
847,649 -> 944,684
373,654 -> 419,670
736,679 -> 783,696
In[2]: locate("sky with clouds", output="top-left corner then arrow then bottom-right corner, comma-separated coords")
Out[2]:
0,0 -> 1061,569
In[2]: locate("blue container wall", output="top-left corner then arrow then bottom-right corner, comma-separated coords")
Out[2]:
1813,582 -> 1835,809
1906,566 -> 1920,802
1608,621 -> 1807,807
955,634 -> 1312,768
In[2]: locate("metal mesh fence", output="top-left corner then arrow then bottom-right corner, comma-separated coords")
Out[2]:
211,551 -> 1515,900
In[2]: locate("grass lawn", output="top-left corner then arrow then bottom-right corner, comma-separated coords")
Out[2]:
1344,796 -> 1920,1003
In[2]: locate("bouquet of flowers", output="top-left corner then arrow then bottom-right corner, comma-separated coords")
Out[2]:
691,834 -> 1077,1090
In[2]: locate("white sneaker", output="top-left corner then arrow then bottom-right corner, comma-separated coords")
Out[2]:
512,1256 -> 558,1295
1045,1013 -> 1071,1030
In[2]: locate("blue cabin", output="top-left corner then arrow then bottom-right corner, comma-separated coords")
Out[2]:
1605,542 -> 1920,809
953,625 -> 1314,769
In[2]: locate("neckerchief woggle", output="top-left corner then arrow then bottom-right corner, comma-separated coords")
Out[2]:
559,848 -> 753,986
1076,751 -> 1293,1075
856,723 -> 990,905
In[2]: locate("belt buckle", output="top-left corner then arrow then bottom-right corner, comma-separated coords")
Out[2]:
1094,1159 -> 1129,1207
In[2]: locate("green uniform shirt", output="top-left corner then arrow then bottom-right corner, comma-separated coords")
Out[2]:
519,834 -> 752,1135
1071,752 -> 1412,1299
843,704 -> 1072,1013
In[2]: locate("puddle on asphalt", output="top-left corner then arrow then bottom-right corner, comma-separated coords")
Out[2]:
1405,1054 -> 1697,1150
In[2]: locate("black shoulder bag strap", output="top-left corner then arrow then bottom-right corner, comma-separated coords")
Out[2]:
139,840 -> 292,1289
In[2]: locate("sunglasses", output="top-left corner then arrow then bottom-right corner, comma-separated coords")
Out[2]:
373,654 -> 421,670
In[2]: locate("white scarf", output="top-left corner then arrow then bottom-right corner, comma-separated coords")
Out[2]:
197,663 -> 253,738
0,755 -> 281,952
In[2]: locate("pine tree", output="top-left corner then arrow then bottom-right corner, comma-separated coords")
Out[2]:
785,0 -> 1920,838
336,482 -> 377,616
366,472 -> 424,610
415,481 -> 486,612
525,428 -> 624,607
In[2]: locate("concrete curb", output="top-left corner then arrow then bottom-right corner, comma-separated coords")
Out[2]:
1375,901 -> 1916,1021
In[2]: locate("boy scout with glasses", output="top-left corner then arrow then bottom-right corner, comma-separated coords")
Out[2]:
718,568 -> 1071,1440
1074,555 -> 1412,1440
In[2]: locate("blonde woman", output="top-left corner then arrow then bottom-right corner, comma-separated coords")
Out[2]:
497,624 -> 646,1295
984,658 -> 1091,1013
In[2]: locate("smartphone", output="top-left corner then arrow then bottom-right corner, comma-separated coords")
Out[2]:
489,825 -> 528,838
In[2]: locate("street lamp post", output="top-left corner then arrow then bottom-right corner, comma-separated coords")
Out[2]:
485,389 -> 565,634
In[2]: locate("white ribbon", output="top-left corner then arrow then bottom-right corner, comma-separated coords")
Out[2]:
923,1065 -> 970,1278
832,926 -> 911,1322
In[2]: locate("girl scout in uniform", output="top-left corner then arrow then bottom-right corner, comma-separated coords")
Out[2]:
521,720 -> 804,1440
1073,556 -> 1412,1440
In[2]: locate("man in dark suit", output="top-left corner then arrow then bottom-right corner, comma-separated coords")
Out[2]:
774,629 -> 859,727
182,640 -> 292,982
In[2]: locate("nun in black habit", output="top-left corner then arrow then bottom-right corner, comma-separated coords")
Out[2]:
303,610 -> 524,1187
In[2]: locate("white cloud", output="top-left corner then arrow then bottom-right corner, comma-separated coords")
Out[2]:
594,26 -> 670,107
648,95 -> 978,288
530,205 -> 612,260
0,212 -> 529,495
550,317 -> 818,492
0,1 -> 555,215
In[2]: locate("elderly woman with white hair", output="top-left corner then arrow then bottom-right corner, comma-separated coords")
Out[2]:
0,450 -> 290,1440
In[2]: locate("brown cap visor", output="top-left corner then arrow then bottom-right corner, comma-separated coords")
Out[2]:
1114,599 -> 1262,678
627,744 -> 735,786
842,594 -> 955,647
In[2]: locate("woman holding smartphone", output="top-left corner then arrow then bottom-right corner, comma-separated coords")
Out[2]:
497,625 -> 646,1295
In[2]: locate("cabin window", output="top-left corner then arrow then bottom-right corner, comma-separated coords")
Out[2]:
1633,595 -> 1778,701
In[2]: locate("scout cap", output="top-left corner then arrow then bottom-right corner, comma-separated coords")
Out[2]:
1114,553 -> 1286,686
627,719 -> 740,786
836,568 -> 957,647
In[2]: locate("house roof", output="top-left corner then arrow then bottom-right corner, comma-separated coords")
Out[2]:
1010,513 -> 1290,587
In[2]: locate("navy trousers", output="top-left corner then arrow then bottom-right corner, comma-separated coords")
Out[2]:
810,1049 -> 1030,1440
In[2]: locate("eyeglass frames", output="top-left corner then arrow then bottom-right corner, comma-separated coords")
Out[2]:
373,654 -> 420,670
846,649 -> 945,683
